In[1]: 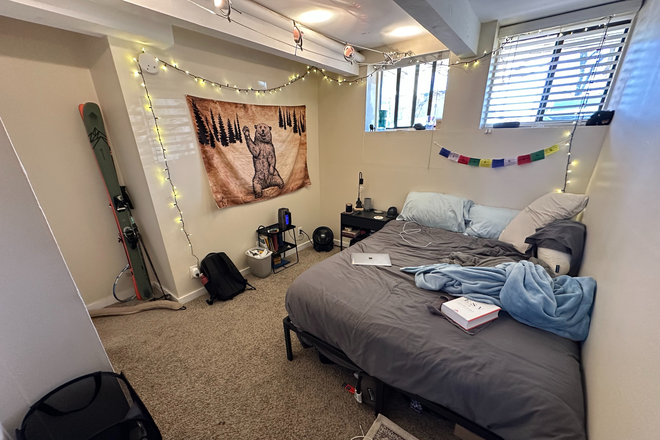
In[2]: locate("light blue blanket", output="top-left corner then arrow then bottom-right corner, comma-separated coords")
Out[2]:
401,260 -> 596,341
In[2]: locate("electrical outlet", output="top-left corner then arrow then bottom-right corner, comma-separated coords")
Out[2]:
189,265 -> 201,279
298,227 -> 304,236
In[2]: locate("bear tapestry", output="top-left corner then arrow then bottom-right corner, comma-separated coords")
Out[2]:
186,95 -> 311,208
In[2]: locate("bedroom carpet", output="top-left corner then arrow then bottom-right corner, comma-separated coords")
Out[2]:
93,246 -> 460,440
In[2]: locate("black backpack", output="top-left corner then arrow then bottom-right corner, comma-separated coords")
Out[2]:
200,252 -> 254,305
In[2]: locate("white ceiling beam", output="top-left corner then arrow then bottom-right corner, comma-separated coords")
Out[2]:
393,0 -> 481,58
122,0 -> 358,75
0,0 -> 175,48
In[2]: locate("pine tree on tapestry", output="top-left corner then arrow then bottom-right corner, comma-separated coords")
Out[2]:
292,110 -> 298,134
192,101 -> 210,146
217,114 -> 229,147
227,118 -> 236,144
297,117 -> 302,136
207,117 -> 217,148
300,114 -> 306,133
235,115 -> 243,143
278,107 -> 284,128
234,120 -> 242,143
287,109 -> 292,127
210,110 -> 220,143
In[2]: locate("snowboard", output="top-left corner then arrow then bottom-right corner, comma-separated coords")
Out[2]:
79,102 -> 153,301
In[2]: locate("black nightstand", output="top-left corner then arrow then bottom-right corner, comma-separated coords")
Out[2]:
340,211 -> 393,251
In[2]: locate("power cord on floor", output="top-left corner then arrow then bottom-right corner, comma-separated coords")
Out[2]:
349,423 -> 372,440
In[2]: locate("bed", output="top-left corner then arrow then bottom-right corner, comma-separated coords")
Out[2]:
284,220 -> 586,440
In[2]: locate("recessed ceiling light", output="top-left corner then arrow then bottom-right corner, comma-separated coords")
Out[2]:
389,26 -> 422,37
298,10 -> 333,23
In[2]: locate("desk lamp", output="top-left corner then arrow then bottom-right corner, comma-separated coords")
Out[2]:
355,172 -> 364,211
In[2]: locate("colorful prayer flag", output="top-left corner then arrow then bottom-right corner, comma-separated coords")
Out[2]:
504,157 -> 518,166
544,144 -> 560,156
435,139 -> 566,169
530,150 -> 545,162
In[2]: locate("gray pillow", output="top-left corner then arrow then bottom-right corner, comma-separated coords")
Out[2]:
499,192 -> 589,252
466,205 -> 520,239
397,192 -> 473,233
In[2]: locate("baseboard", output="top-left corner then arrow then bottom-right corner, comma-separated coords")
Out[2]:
86,294 -> 120,310
175,286 -> 207,304
334,238 -> 351,247
175,240 -> 311,304
87,241 -> 314,309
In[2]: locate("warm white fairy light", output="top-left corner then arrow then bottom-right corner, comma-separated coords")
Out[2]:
133,59 -> 199,266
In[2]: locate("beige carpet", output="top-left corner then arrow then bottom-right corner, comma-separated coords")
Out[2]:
94,247 -> 459,440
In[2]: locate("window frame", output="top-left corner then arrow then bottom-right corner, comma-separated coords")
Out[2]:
373,52 -> 449,130
481,16 -> 634,128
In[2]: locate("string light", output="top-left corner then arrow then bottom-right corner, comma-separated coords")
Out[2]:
134,59 -> 200,266
561,16 -> 612,193
152,40 -> 506,95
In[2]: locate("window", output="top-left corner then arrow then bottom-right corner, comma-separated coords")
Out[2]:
481,15 -> 633,127
374,53 -> 449,130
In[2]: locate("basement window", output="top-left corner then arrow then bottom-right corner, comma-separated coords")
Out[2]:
481,15 -> 634,127
371,52 -> 450,130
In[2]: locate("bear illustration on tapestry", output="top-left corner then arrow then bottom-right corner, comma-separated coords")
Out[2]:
243,123 -> 284,198
186,95 -> 310,208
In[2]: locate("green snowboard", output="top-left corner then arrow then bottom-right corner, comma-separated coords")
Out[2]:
80,102 -> 153,301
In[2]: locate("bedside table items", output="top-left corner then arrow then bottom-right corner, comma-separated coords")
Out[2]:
346,203 -> 353,213
340,210 -> 393,251
278,207 -> 292,229
364,197 -> 372,211
386,207 -> 398,218
355,172 -> 364,211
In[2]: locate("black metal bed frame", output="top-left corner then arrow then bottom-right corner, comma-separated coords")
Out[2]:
283,316 -> 503,440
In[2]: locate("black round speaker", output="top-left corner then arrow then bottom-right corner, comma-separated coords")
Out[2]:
312,227 -> 334,252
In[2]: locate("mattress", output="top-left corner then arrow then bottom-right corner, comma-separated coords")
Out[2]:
285,221 -> 585,440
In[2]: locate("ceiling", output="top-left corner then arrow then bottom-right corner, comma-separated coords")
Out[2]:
468,0 -> 621,26
254,0 -> 623,48
250,0 -> 432,47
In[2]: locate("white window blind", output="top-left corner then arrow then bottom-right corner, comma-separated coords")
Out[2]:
481,15 -> 634,127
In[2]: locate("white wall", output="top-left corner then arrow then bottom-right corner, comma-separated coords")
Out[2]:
105,28 -> 322,300
318,22 -> 608,235
86,36 -> 177,298
0,17 -> 137,306
0,120 -> 111,436
580,1 -> 660,438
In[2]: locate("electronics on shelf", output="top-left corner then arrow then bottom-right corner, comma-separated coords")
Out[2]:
278,208 -> 292,229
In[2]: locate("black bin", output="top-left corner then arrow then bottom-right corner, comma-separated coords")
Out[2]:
17,371 -> 161,440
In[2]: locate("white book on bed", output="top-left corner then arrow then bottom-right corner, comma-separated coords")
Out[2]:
441,297 -> 501,330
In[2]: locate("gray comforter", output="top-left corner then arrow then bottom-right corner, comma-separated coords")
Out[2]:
285,221 -> 585,440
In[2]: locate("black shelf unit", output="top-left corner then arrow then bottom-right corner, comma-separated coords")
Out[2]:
256,223 -> 299,274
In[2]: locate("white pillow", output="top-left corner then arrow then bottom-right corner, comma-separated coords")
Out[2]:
538,247 -> 571,277
499,192 -> 589,253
